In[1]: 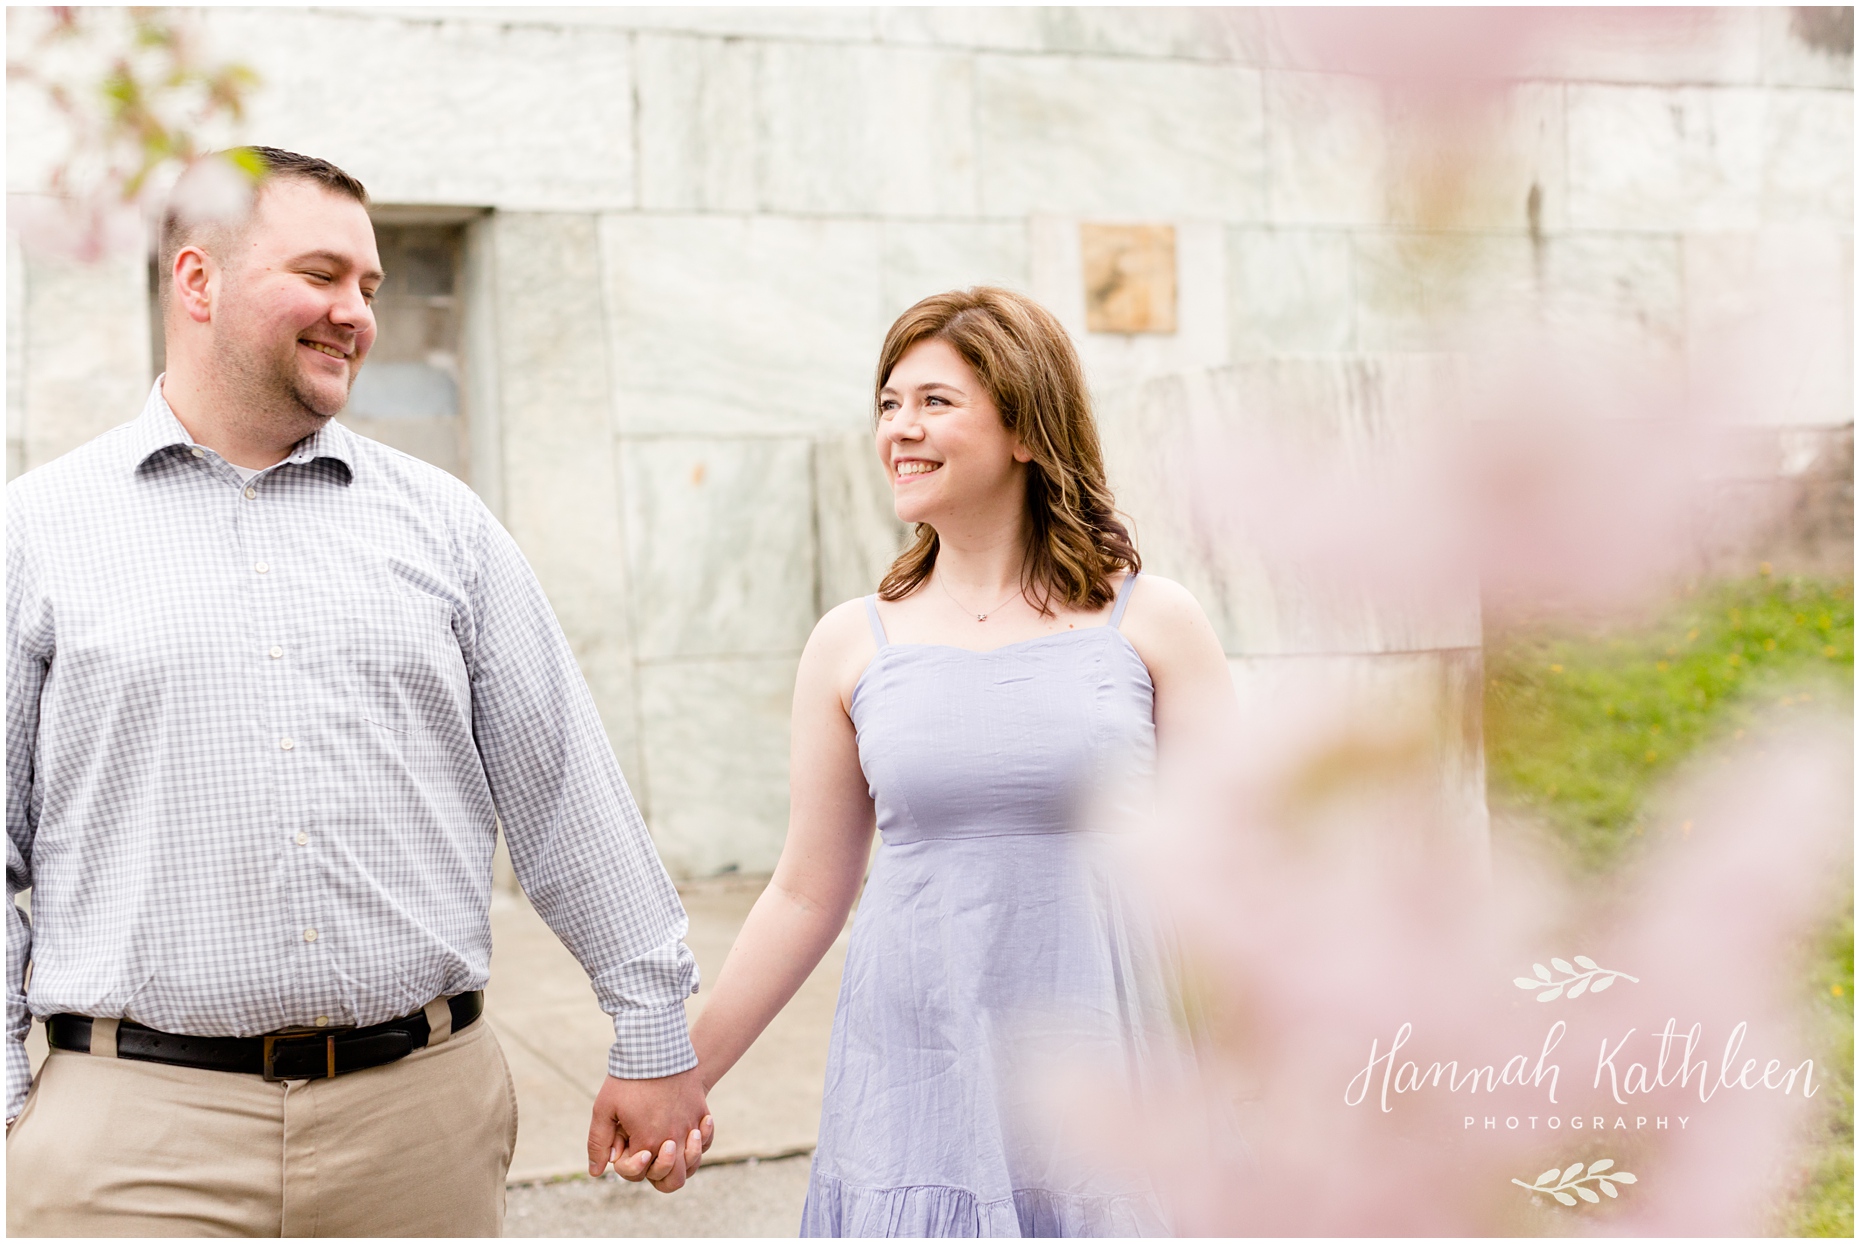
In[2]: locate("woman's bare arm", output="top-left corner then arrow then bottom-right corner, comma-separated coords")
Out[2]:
688,600 -> 878,1092
1118,574 -> 1238,762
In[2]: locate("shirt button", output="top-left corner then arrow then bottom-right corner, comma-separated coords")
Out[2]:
303,928 -> 318,943
243,486 -> 258,500
191,447 -> 205,459
279,737 -> 295,751
269,646 -> 284,659
295,832 -> 309,846
314,1016 -> 329,1027
254,561 -> 270,575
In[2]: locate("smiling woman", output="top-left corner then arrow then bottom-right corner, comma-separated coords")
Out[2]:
686,286 -> 1240,1238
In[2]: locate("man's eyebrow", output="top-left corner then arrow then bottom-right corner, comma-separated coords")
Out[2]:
286,250 -> 386,283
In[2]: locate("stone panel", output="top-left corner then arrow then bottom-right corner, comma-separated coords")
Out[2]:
874,7 -> 1047,53
636,34 -> 760,213
1566,85 -> 1768,232
1523,8 -> 1764,87
878,221 -> 1030,321
404,6 -> 879,41
1686,229 -> 1855,429
1097,357 -> 1483,657
619,436 -> 818,661
637,656 -> 798,879
204,9 -> 634,210
1762,88 -> 1855,224
1033,7 -> 1267,63
1227,648 -> 1488,861
814,430 -> 908,611
756,42 -> 977,217
1030,216 -> 1230,395
20,252 -> 150,471
490,212 -> 642,783
1226,228 -> 1355,358
600,214 -> 883,437
6,231 -> 24,481
1760,7 -> 1856,89
976,54 -> 1265,220
1353,232 -> 1684,369
1387,83 -> 1568,233
1265,71 -> 1385,226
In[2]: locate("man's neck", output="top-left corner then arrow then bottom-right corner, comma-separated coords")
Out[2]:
160,369 -> 317,470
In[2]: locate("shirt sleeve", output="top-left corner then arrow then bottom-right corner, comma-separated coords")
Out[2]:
460,506 -> 699,1080
6,502 -> 50,1120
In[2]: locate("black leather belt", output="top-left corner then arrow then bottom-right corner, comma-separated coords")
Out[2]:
46,992 -> 483,1082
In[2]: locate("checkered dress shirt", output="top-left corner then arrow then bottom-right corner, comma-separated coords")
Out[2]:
6,384 -> 699,1119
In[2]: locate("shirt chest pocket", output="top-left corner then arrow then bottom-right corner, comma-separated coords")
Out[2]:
343,594 -> 468,734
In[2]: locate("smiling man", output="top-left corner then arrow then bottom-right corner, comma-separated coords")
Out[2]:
5,148 -> 709,1235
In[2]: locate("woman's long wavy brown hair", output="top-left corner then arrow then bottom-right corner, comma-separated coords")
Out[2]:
875,287 -> 1139,613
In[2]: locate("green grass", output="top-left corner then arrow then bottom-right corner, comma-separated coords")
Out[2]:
1483,574 -> 1854,1236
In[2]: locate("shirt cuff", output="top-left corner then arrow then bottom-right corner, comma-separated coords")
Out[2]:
606,1003 -> 698,1080
6,1035 -> 30,1123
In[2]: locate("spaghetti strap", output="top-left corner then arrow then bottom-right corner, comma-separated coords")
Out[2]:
863,595 -> 890,647
1108,570 -> 1141,630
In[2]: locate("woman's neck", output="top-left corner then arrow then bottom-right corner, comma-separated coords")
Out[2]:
930,522 -> 1030,604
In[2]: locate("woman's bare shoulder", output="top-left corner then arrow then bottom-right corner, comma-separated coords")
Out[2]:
800,595 -> 882,706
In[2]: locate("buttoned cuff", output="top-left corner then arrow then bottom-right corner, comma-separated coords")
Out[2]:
6,1035 -> 30,1123
606,1003 -> 698,1080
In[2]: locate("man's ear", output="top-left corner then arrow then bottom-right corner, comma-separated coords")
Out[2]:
172,246 -> 216,325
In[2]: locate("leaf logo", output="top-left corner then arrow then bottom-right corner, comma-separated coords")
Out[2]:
1512,955 -> 1640,1002
1511,1158 -> 1637,1206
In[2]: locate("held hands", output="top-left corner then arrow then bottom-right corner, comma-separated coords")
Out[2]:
587,1068 -> 714,1193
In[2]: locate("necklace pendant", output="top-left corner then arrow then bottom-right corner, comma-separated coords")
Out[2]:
977,613 -> 987,622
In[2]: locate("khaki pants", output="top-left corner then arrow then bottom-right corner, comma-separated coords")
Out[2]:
6,1011 -> 518,1237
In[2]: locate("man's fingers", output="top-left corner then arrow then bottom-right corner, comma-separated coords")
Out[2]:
586,1114 -> 619,1178
700,1113 -> 715,1153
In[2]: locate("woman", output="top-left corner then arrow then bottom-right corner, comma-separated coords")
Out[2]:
690,288 -> 1236,1236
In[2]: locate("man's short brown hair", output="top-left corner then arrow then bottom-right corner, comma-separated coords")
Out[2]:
157,147 -> 370,307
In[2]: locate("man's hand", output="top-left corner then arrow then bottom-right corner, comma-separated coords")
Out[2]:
586,1068 -> 713,1193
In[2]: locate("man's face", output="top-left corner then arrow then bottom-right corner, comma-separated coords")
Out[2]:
212,178 -> 382,422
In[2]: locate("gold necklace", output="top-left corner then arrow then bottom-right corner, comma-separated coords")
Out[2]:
936,572 -> 1024,622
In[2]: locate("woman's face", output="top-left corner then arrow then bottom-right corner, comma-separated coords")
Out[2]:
876,337 -> 1031,528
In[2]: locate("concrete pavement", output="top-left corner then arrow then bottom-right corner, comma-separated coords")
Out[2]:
490,872 -> 846,1183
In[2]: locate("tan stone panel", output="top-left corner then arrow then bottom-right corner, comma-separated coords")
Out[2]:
756,42 -> 977,218
1081,223 -> 1178,335
21,252 -> 150,472
619,436 -> 818,661
1030,216 -> 1230,395
600,214 -> 883,438
637,656 -> 798,879
976,54 -> 1266,220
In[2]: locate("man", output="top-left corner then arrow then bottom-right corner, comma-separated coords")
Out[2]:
6,147 -> 710,1235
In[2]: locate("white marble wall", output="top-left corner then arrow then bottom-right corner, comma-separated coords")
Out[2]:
6,7 -> 1851,875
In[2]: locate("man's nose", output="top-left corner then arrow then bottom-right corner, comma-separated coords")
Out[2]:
328,281 -> 373,330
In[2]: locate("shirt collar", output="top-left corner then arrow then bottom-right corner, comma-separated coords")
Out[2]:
128,378 -> 357,482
